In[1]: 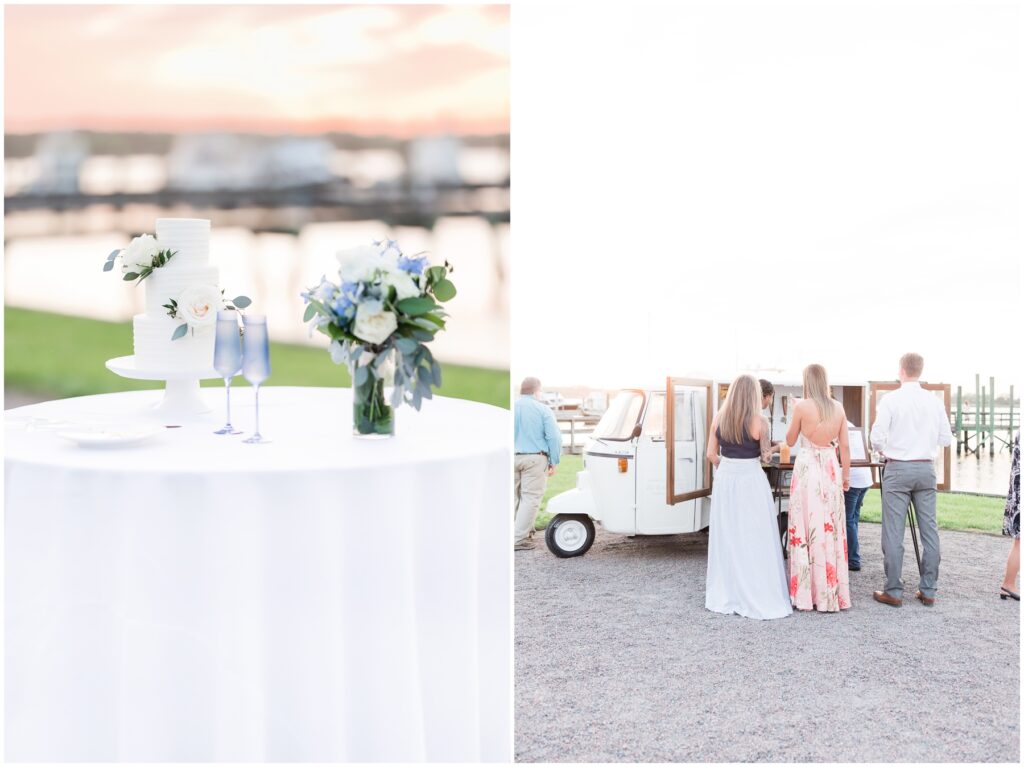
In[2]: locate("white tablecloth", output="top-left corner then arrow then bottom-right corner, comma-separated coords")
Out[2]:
5,387 -> 511,762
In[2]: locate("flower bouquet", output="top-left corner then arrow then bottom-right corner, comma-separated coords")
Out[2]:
301,239 -> 456,438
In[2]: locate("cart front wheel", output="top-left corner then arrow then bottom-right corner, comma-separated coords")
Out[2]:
545,514 -> 595,558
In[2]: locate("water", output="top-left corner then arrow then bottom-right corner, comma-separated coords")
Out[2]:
4,213 -> 509,369
952,450 -> 1014,496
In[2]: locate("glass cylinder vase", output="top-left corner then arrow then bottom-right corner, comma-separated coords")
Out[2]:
351,363 -> 395,439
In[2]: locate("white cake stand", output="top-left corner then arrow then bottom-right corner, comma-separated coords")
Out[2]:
106,356 -> 220,422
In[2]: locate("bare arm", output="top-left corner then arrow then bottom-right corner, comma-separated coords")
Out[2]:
836,407 -> 851,491
707,413 -> 721,467
786,400 -> 802,447
756,416 -> 774,464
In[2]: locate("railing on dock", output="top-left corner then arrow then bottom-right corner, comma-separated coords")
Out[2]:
953,375 -> 1018,456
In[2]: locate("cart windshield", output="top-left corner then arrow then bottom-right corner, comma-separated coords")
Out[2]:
592,391 -> 644,441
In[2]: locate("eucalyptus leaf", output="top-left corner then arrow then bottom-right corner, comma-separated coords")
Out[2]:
102,260 -> 115,272
433,279 -> 457,302
170,323 -> 189,341
410,328 -> 434,342
396,296 -> 435,316
232,296 -> 252,309
394,337 -> 419,355
107,249 -> 120,261
123,272 -> 139,281
427,265 -> 447,283
354,365 -> 369,386
409,317 -> 438,331
303,303 -> 317,322
418,313 -> 445,327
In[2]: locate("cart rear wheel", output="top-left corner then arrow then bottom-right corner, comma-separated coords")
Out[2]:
545,514 -> 595,558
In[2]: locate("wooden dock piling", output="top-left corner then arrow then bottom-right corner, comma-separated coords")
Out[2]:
990,376 -> 996,456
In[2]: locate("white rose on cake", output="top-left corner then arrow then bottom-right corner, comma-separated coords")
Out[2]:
352,301 -> 398,345
121,233 -> 161,274
176,284 -> 222,332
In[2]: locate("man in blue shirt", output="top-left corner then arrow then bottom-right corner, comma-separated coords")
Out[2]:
514,377 -> 561,550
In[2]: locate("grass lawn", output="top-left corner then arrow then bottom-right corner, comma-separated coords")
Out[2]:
4,307 -> 510,408
534,454 -> 1004,534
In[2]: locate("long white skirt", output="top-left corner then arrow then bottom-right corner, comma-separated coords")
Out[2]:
705,457 -> 792,620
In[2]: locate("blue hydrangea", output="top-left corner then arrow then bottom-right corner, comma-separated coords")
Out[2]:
397,253 -> 427,275
331,281 -> 360,317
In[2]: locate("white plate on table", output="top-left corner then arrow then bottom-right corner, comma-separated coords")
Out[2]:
56,425 -> 163,448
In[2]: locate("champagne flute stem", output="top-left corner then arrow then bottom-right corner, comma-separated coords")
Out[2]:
225,378 -> 232,428
253,384 -> 261,439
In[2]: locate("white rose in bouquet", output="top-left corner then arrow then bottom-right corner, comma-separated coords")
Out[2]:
121,233 -> 161,274
337,244 -> 384,283
176,284 -> 222,331
352,301 -> 398,345
384,269 -> 421,301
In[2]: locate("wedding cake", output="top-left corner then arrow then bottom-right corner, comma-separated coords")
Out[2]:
133,218 -> 221,369
105,217 -> 230,370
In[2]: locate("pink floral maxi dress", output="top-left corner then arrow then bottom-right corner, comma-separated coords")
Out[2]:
787,436 -> 851,611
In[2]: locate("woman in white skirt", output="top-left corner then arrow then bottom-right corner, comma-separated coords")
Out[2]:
705,374 -> 792,620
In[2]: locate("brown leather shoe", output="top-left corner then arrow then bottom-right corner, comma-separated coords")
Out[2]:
915,590 -> 935,606
873,590 -> 902,607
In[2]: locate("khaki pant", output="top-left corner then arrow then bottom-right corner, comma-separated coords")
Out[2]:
514,454 -> 548,543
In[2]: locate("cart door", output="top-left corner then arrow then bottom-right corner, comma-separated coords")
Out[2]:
869,381 -> 952,491
666,377 -> 714,505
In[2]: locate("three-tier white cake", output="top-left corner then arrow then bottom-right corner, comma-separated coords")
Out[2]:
132,218 -> 219,369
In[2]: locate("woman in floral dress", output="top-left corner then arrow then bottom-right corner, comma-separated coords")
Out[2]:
785,364 -> 852,612
1000,432 -> 1019,600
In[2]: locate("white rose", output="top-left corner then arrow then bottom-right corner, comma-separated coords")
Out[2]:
352,302 -> 398,345
337,244 -> 384,283
384,269 -> 421,301
121,233 -> 161,274
337,241 -> 401,283
176,284 -> 222,330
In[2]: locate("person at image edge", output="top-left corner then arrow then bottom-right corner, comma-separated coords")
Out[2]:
514,377 -> 560,551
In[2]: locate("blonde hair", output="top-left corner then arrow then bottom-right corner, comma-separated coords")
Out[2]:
719,374 -> 761,444
900,352 -> 923,378
803,364 -> 836,423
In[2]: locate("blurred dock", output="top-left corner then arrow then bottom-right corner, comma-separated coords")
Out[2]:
3,182 -> 509,239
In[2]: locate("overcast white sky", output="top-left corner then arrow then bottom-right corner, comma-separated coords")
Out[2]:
513,1 -> 1021,393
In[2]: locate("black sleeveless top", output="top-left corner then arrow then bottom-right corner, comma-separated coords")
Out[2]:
717,425 -> 761,459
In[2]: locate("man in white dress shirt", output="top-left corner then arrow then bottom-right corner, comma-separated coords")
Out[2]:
870,353 -> 953,607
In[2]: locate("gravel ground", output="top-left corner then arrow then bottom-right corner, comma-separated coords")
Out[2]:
516,523 -> 1020,763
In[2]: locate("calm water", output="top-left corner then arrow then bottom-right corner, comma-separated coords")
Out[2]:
952,450 -> 1014,496
4,214 -> 509,369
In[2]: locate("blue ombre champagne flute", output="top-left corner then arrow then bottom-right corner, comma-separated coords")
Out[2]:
241,314 -> 271,444
213,309 -> 243,435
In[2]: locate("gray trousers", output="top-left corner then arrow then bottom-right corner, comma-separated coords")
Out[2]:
881,460 -> 941,598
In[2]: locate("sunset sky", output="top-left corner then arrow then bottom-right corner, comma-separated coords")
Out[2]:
4,4 -> 509,135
